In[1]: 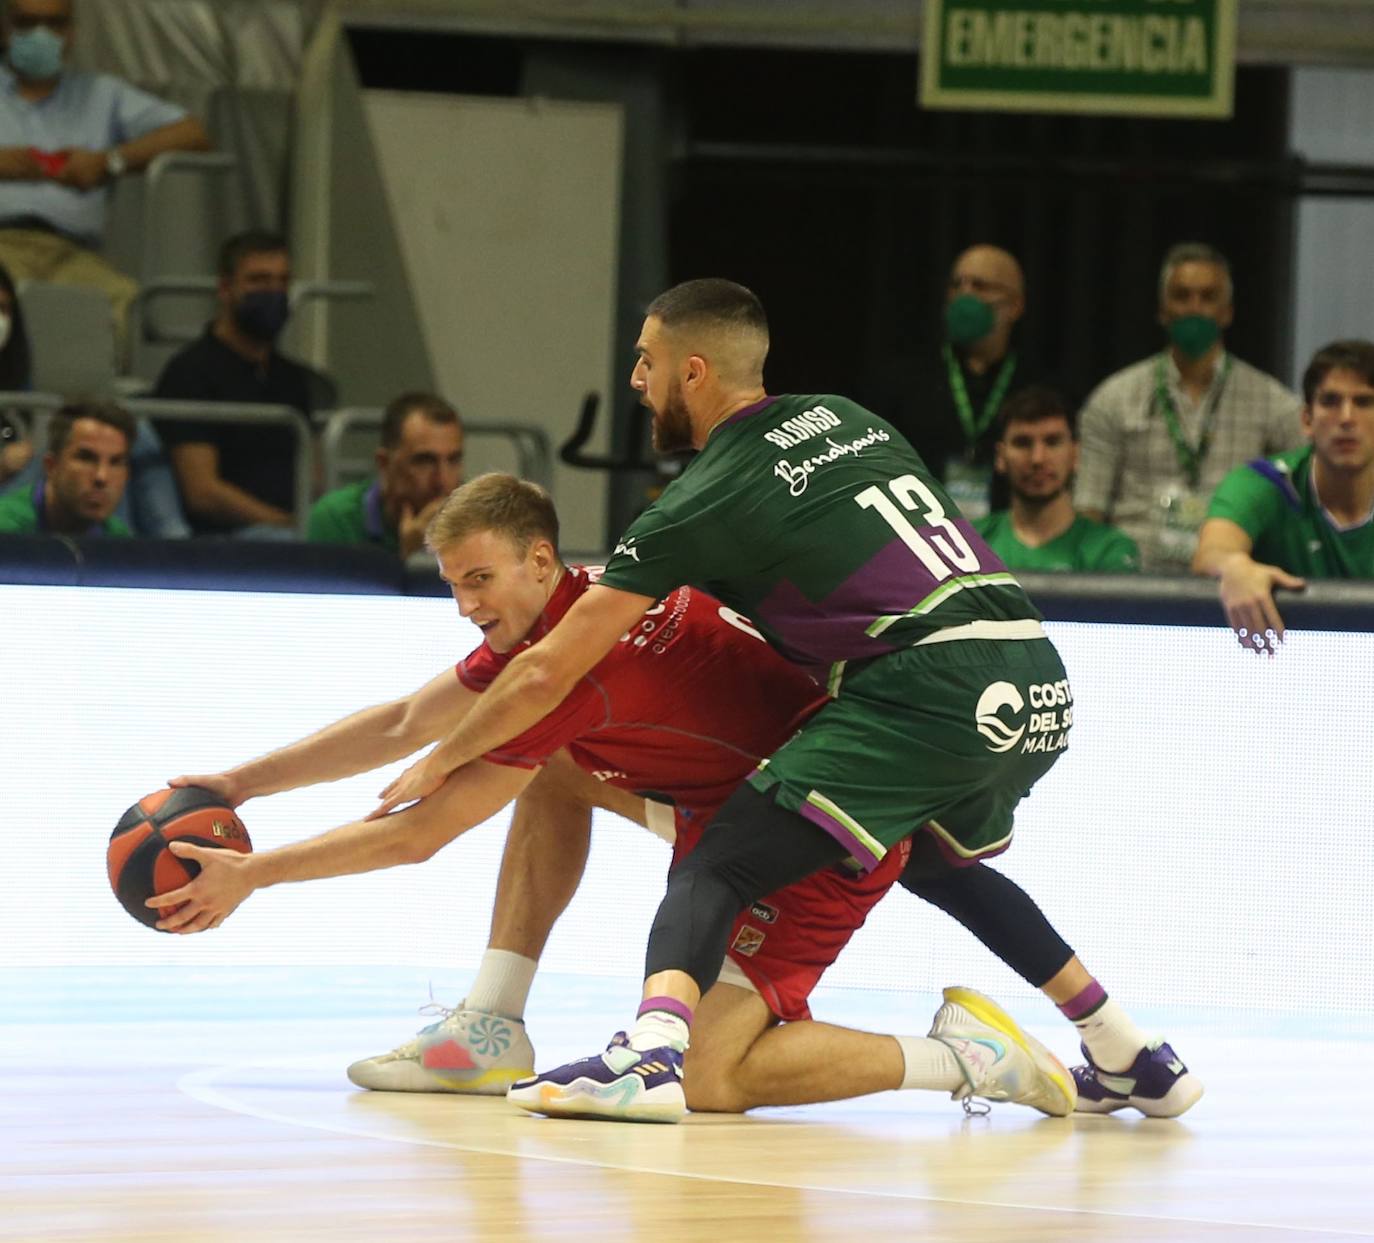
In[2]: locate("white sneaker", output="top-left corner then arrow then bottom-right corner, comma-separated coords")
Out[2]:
347,1000 -> 535,1095
929,986 -> 1077,1117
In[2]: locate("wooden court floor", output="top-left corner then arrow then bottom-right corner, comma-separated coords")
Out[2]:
4,994 -> 1372,1242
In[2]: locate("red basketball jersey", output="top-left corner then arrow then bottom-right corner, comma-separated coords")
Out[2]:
457,566 -> 828,821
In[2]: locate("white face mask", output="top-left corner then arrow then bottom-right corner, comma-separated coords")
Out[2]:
0,312 -> 11,352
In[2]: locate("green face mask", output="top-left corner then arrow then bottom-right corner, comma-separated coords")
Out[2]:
1168,314 -> 1221,360
945,294 -> 996,346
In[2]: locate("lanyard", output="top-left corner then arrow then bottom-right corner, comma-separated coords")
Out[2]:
943,344 -> 1017,450
1153,352 -> 1231,490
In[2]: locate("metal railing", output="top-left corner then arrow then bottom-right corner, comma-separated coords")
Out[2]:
139,150 -> 238,274
319,407 -> 554,493
135,278 -> 377,347
131,151 -> 238,350
0,391 -> 314,535
120,398 -> 315,535
3,394 -> 561,539
0,391 -> 68,441
4,394 -> 314,533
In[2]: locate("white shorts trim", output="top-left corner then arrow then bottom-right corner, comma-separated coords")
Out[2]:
914,618 -> 1047,646
643,799 -> 677,845
716,954 -> 760,996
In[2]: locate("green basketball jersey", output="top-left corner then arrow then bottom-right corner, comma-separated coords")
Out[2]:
0,482 -> 131,537
974,511 -> 1140,573
307,479 -> 398,552
598,394 -> 1039,667
1207,445 -> 1374,578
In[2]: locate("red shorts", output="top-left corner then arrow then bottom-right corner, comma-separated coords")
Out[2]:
672,810 -> 910,1022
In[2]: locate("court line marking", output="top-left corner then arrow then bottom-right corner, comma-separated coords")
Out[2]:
178,1060 -> 1374,1239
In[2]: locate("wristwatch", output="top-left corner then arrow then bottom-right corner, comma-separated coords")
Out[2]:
105,148 -> 128,178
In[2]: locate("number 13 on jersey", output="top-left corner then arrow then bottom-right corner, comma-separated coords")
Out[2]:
856,474 -> 981,580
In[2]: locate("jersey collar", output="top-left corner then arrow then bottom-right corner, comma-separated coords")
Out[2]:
1309,451 -> 1374,533
509,565 -> 589,654
715,394 -> 779,434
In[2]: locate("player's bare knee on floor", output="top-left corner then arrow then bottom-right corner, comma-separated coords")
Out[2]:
681,981 -> 774,1113
682,1061 -> 749,1113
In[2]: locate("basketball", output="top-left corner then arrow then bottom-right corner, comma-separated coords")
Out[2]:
107,787 -> 252,931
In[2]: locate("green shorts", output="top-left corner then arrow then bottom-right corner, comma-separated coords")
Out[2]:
747,633 -> 1071,872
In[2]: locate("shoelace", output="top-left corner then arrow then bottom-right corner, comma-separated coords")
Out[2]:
416,983 -> 468,1029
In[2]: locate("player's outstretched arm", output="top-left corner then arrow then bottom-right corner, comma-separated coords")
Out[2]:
150,758 -> 535,933
1193,517 -> 1305,655
168,668 -> 481,808
369,585 -> 655,818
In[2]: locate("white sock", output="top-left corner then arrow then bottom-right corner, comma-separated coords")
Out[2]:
465,949 -> 537,1020
627,1009 -> 690,1054
1074,998 -> 1149,1073
895,1035 -> 966,1093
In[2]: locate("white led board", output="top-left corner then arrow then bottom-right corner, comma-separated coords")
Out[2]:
2,584 -> 1369,1018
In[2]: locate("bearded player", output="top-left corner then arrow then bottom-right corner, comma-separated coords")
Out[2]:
374,281 -> 1203,1124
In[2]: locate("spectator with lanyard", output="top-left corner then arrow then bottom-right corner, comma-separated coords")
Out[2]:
864,245 -> 1052,521
1075,243 -> 1302,573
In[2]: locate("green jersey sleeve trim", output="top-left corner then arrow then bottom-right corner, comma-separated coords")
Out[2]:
1207,456 -> 1294,541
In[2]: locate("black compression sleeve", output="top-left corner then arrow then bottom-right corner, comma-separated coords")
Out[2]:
644,782 -> 850,992
899,835 -> 1074,987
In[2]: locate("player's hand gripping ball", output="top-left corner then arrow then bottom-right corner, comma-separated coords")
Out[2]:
107,787 -> 252,930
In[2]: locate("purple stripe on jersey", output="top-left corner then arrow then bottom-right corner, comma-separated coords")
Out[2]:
753,521 -> 1011,664
796,799 -> 883,873
720,395 -> 780,429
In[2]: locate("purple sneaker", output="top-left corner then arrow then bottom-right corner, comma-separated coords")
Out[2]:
1072,1039 -> 1204,1118
507,1032 -> 686,1123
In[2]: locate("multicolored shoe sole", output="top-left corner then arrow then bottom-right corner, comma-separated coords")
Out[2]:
508,1041 -> 686,1123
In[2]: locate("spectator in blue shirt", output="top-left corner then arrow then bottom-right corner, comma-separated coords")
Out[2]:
0,0 -> 210,349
